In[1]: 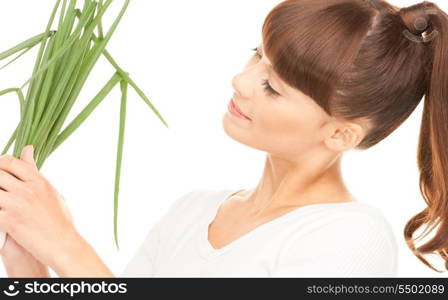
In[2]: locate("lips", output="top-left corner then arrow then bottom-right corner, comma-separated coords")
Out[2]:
230,99 -> 252,120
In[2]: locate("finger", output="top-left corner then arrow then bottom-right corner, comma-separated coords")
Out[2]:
20,145 -> 38,172
0,154 -> 37,182
0,169 -> 24,193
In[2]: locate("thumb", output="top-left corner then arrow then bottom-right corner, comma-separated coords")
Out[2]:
20,145 -> 36,168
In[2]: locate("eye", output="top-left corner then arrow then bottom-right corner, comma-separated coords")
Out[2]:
262,79 -> 281,97
250,47 -> 281,98
251,47 -> 280,97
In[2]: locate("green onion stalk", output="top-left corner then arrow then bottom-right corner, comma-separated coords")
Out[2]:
0,0 -> 168,250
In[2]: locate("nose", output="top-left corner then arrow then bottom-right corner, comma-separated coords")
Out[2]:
231,64 -> 260,100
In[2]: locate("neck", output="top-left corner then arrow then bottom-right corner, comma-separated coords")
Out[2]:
245,151 -> 353,214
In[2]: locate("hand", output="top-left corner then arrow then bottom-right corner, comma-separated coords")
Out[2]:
1,233 -> 50,277
0,145 -> 78,269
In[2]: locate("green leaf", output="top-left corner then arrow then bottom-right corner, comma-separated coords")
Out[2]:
15,34 -> 57,159
0,46 -> 33,71
30,1 -> 100,155
47,73 -> 121,156
13,0 -> 62,158
97,0 -> 104,39
114,79 -> 128,250
0,32 -> 51,61
0,88 -> 25,155
37,0 -> 131,163
19,1 -> 98,90
100,47 -> 169,129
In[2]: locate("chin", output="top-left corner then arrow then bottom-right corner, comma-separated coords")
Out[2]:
221,113 -> 261,151
222,113 -> 236,139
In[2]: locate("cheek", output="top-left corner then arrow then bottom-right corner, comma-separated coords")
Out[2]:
251,103 -> 324,153
256,105 -> 317,137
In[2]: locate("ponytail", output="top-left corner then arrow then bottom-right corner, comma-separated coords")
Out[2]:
400,1 -> 448,272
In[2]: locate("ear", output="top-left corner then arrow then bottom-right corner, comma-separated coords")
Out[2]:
323,121 -> 365,152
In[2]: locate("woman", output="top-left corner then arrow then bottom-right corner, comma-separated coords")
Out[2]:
1,0 -> 447,277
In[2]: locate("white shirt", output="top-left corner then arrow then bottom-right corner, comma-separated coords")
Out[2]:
121,189 -> 398,277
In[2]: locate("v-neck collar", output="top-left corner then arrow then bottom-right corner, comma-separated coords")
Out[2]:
196,189 -> 361,260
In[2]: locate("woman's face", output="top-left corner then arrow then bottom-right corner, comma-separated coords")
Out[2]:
222,43 -> 334,159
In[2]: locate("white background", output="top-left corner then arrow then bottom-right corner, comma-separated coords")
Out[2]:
0,0 -> 446,277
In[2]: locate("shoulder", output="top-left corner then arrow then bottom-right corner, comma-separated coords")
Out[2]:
276,203 -> 398,276
339,203 -> 397,248
302,202 -> 397,252
323,206 -> 396,248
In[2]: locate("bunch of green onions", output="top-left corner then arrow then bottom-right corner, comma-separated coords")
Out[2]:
0,0 -> 168,249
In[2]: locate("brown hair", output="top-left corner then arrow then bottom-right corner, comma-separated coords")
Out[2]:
262,0 -> 448,272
